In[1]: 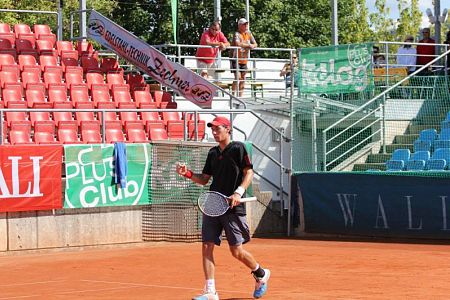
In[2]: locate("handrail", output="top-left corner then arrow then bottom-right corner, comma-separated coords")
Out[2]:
323,49 -> 450,134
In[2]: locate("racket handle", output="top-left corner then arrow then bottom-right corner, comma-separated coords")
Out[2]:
240,196 -> 257,202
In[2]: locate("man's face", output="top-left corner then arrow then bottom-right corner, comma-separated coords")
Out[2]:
209,25 -> 220,36
210,125 -> 229,142
423,30 -> 430,38
239,23 -> 248,31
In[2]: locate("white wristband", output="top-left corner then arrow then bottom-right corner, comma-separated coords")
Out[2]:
234,186 -> 245,197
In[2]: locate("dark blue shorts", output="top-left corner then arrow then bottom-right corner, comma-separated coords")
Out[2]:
202,213 -> 251,246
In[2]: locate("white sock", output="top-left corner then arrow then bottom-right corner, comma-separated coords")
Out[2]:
205,279 -> 216,293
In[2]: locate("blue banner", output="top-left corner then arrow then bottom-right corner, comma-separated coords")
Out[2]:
296,173 -> 450,239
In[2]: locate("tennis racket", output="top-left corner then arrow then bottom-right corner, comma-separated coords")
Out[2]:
197,191 -> 257,217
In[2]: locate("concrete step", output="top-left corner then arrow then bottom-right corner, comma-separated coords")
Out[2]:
353,163 -> 386,171
367,153 -> 391,163
394,134 -> 418,144
385,143 -> 414,153
407,124 -> 440,134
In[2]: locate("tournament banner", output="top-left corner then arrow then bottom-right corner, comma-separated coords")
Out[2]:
0,145 -> 63,212
296,173 -> 450,239
64,144 -> 152,208
298,43 -> 374,94
87,10 -> 216,108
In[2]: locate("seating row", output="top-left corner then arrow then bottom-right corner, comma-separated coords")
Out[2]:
386,148 -> 450,171
3,118 -> 206,145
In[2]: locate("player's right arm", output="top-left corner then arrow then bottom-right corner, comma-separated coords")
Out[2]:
176,162 -> 211,185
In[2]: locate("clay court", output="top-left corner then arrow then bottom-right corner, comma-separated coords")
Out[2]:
1,238 -> 450,299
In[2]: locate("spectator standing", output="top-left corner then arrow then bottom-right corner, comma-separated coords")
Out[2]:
416,28 -> 435,74
231,18 -> 257,97
279,54 -> 299,87
445,30 -> 450,70
397,35 -> 417,74
372,46 -> 386,68
195,21 -> 230,79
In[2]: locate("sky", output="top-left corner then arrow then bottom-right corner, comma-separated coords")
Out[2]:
366,0 -> 434,28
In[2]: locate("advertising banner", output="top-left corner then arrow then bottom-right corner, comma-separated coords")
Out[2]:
64,144 -> 152,208
0,145 -> 63,212
298,43 -> 374,94
296,173 -> 450,239
87,10 -> 216,108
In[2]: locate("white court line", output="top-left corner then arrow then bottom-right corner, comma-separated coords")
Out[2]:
0,280 -> 66,287
81,279 -> 249,295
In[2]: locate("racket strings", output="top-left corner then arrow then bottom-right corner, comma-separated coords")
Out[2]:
198,192 -> 230,217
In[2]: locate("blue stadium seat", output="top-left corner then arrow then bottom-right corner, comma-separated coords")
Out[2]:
413,140 -> 431,152
418,129 -> 438,142
386,160 -> 404,171
446,111 -> 450,121
434,140 -> 450,150
439,128 -> 450,140
405,160 -> 426,171
391,148 -> 411,161
441,120 -> 450,130
411,150 -> 430,161
426,159 -> 446,171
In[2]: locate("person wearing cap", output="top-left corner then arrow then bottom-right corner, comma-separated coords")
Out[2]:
196,21 -> 230,79
279,54 -> 299,88
416,28 -> 435,75
231,18 -> 258,97
176,116 -> 270,300
396,35 -> 417,74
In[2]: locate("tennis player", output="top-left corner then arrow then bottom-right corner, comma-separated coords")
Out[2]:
176,116 -> 270,300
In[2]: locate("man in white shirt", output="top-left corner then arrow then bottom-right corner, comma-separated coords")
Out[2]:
397,35 -> 417,74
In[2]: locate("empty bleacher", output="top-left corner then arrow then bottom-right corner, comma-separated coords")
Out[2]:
0,22 -> 204,145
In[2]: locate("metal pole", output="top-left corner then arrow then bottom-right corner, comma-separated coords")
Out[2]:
331,0 -> 338,45
434,0 -> 441,45
57,0 -> 63,41
79,0 -> 87,39
312,102 -> 318,171
245,0 -> 250,22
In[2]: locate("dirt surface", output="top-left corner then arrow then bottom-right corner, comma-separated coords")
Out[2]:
1,238 -> 450,299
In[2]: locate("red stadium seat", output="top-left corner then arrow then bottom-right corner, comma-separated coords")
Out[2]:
133,90 -> 154,108
65,70 -> 84,88
70,84 -> 90,106
76,40 -> 94,57
161,111 -> 181,126
33,24 -> 56,42
18,54 -> 38,71
0,38 -> 12,49
101,57 -> 119,73
39,55 -> 60,72
52,101 -> 74,126
60,57 -> 79,72
0,23 -> 12,34
36,39 -> 56,56
57,121 -> 82,144
5,101 -> 28,126
43,69 -> 63,88
167,120 -> 184,140
9,126 -> 33,145
148,126 -> 168,141
13,24 -> 32,38
106,72 -> 125,89
30,103 -> 52,125
60,49 -> 78,61
21,69 -> 41,89
34,121 -> 58,144
0,52 -> 16,66
118,102 -> 139,126
25,88 -> 46,108
81,56 -> 100,73
126,122 -> 149,143
56,41 -> 74,55
86,71 -> 105,89
81,120 -> 102,144
2,85 -> 23,105
75,102 -> 96,126
0,70 -> 19,88
153,90 -> 173,108
188,120 -> 206,140
91,84 -> 111,107
48,83 -> 68,105
113,88 -> 133,107
15,38 -> 35,54
97,101 -> 117,123
105,120 -> 125,143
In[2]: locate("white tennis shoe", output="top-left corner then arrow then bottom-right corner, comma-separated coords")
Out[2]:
192,290 -> 219,300
253,268 -> 270,298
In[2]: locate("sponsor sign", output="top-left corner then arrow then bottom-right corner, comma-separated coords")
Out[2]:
0,145 -> 63,212
64,144 -> 151,208
296,173 -> 450,239
298,43 -> 374,94
87,10 -> 216,108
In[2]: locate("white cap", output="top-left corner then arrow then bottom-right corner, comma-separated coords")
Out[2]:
238,18 -> 248,25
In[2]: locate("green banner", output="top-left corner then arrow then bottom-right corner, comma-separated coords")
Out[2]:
64,144 -> 152,208
298,43 -> 374,94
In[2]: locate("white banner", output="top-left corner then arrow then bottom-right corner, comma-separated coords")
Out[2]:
87,10 -> 216,108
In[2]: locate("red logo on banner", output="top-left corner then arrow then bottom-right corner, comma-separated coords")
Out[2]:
0,145 -> 63,212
